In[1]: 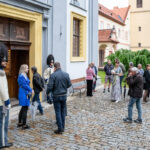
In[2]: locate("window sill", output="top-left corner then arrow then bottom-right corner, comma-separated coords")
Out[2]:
71,56 -> 86,62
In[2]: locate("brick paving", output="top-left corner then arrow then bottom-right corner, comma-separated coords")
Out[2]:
6,87 -> 150,150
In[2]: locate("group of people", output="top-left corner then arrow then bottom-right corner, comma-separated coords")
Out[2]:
0,42 -> 71,149
0,40 -> 150,149
103,59 -> 150,124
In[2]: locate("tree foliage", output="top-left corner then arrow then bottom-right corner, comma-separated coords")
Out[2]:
106,49 -> 150,71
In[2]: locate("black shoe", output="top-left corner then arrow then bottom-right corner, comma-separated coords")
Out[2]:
40,112 -> 44,115
103,89 -> 105,93
54,130 -> 63,134
22,125 -> 30,130
108,88 -> 110,92
0,143 -> 13,149
17,123 -> 23,128
111,100 -> 116,102
134,119 -> 142,124
123,118 -> 132,123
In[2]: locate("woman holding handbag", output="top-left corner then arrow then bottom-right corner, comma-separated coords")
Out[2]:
86,64 -> 96,97
17,64 -> 34,129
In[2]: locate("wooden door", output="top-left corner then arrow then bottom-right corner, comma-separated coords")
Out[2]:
0,16 -> 30,102
99,50 -> 104,67
7,50 -> 29,99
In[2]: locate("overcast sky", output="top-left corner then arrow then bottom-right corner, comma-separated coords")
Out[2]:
99,0 -> 128,9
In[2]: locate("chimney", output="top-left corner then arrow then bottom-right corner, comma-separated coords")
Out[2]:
113,6 -> 119,9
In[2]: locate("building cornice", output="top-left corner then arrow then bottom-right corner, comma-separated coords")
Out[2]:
131,10 -> 150,13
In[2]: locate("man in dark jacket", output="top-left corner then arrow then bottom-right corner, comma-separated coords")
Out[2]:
47,62 -> 71,134
123,67 -> 143,124
31,66 -> 44,115
103,60 -> 114,93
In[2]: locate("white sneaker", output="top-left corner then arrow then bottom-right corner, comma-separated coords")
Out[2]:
115,100 -> 119,103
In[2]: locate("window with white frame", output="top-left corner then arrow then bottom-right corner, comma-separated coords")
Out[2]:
118,29 -> 121,38
107,23 -> 110,29
100,21 -> 104,29
125,31 -> 128,41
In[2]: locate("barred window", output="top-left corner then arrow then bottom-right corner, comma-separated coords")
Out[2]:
137,0 -> 142,8
73,18 -> 80,57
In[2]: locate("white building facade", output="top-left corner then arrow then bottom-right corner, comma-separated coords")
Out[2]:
98,4 -> 130,67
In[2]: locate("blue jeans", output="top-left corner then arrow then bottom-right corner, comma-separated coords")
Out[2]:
120,76 -> 124,93
0,106 -> 9,147
32,93 -> 43,114
128,97 -> 142,121
53,96 -> 67,131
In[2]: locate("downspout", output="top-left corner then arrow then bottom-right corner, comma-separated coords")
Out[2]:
91,0 -> 93,62
51,0 -> 54,54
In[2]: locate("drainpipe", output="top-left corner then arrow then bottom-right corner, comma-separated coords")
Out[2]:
51,0 -> 54,54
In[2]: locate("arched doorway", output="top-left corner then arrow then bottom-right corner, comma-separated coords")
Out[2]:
99,44 -> 107,67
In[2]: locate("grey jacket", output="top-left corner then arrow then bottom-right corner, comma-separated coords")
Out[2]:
47,69 -> 71,96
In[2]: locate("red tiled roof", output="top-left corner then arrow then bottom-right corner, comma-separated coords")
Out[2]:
112,6 -> 130,23
98,29 -> 119,43
99,4 -> 130,25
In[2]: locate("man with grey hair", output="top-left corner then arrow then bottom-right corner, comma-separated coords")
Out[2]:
47,62 -> 71,134
137,64 -> 144,76
123,67 -> 143,124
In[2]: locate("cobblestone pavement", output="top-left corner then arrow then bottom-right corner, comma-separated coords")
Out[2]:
7,87 -> 150,150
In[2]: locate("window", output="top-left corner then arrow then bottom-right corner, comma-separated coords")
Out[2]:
125,31 -> 128,41
70,12 -> 87,61
118,29 -> 121,38
138,43 -> 141,47
122,30 -> 124,40
73,19 -> 80,57
100,21 -> 104,29
137,0 -> 142,8
139,26 -> 141,31
107,24 -> 110,29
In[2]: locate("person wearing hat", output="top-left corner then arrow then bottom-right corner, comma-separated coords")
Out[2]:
123,67 -> 143,124
0,42 -> 13,149
44,55 -> 55,104
44,54 -> 55,84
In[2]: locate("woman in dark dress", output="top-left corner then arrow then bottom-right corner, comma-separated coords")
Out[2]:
143,64 -> 150,102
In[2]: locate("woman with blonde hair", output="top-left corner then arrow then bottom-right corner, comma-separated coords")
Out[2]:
86,64 -> 96,96
17,64 -> 33,129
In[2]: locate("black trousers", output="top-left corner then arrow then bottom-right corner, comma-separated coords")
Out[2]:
18,106 -> 28,125
86,80 -> 93,96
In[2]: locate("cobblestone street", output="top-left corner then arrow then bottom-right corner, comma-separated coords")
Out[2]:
7,87 -> 150,150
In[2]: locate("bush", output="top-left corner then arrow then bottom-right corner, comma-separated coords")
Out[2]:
106,49 -> 150,71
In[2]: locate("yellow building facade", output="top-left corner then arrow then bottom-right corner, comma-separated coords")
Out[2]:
129,0 -> 150,51
0,3 -> 42,100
